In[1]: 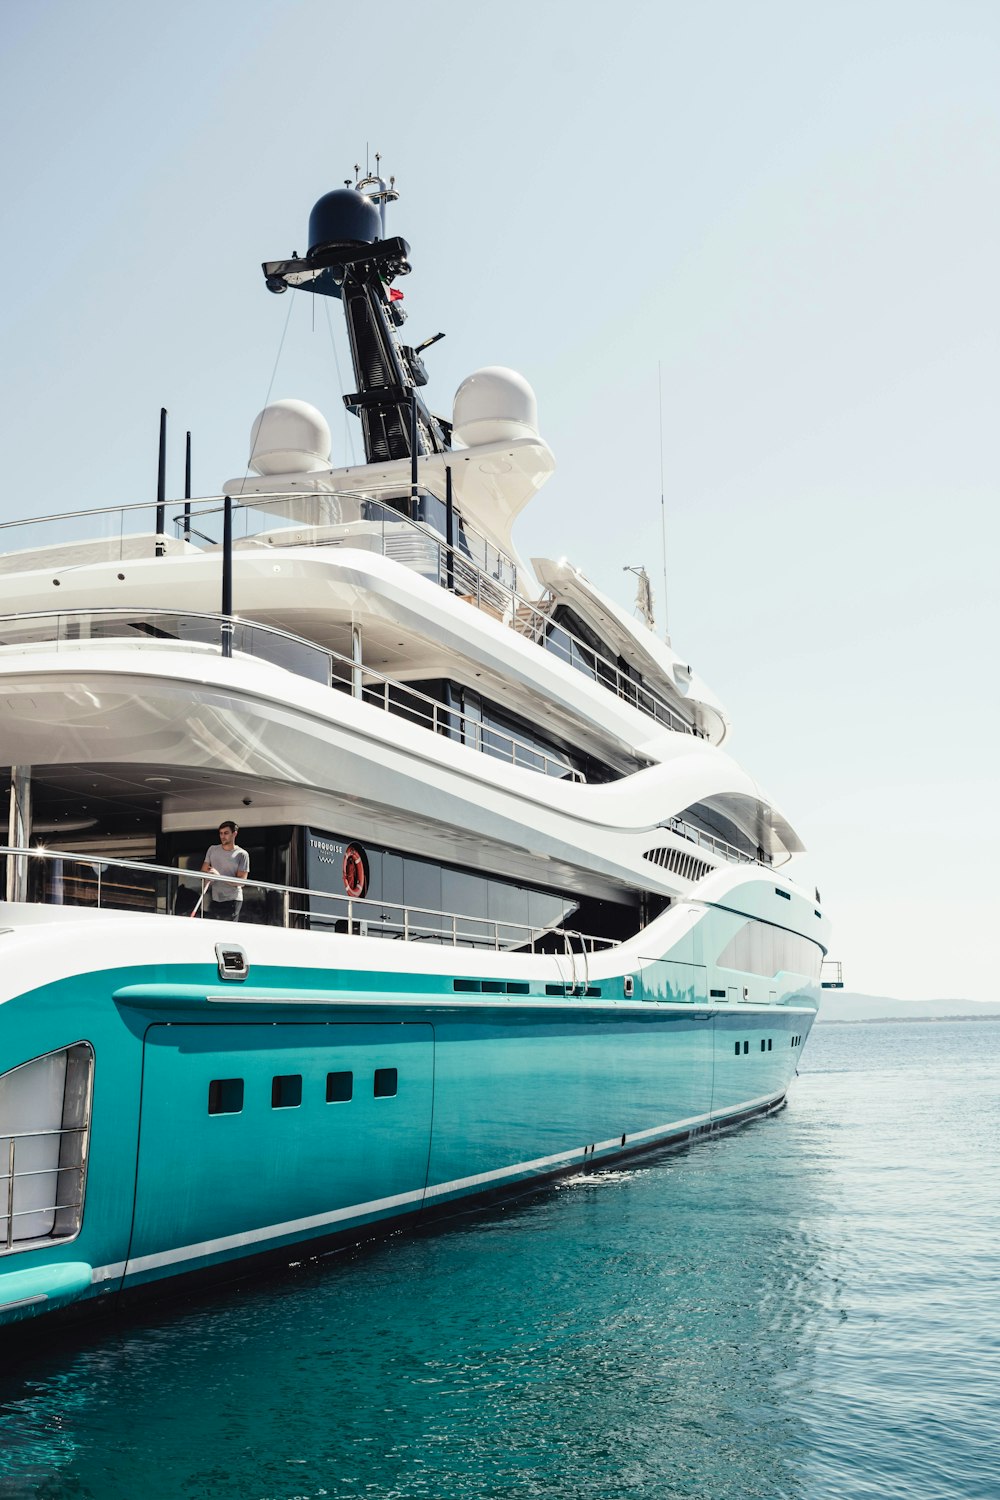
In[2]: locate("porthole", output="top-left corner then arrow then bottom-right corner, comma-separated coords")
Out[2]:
326,1070 -> 353,1103
374,1068 -> 398,1098
271,1074 -> 302,1109
208,1078 -> 244,1115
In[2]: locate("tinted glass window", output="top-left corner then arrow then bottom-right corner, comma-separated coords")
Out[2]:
272,1075 -> 302,1109
374,1068 -> 398,1098
209,1078 -> 244,1115
326,1071 -> 353,1103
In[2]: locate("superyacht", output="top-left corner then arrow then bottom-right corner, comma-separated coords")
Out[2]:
0,172 -> 827,1332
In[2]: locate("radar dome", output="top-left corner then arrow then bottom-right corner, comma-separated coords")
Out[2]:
308,189 -> 381,255
452,367 -> 539,447
249,400 -> 331,476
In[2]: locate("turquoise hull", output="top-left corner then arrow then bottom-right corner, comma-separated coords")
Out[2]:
0,936 -> 816,1332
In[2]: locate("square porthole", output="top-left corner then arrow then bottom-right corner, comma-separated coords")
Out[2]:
208,1078 -> 243,1115
272,1074 -> 302,1109
326,1070 -> 353,1103
374,1067 -> 398,1098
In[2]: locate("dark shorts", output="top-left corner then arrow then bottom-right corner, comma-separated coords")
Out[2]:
209,900 -> 241,922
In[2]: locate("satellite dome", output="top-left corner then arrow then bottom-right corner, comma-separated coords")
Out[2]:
452,367 -> 539,448
308,189 -> 381,255
249,400 -> 331,476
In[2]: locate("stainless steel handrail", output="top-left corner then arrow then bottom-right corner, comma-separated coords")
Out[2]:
351,666 -> 581,781
0,487 -> 695,737
0,604 -> 331,670
0,846 -> 620,956
664,816 -> 760,866
0,1127 -> 86,1253
0,609 -> 582,782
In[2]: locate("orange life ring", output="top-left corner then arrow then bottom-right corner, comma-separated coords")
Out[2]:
343,844 -> 368,899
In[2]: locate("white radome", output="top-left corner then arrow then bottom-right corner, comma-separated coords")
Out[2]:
452,367 -> 539,447
249,399 -> 332,476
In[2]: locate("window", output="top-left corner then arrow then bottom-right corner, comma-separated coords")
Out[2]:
743,1040 -> 749,1055
326,1071 -> 353,1103
208,1078 -> 244,1115
760,1039 -> 766,1052
767,1038 -> 772,1051
374,1068 -> 398,1098
302,823 -> 642,951
717,919 -> 824,981
734,1041 -> 740,1056
272,1075 -> 302,1109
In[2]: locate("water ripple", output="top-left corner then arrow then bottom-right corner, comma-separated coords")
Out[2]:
0,1021 -> 996,1499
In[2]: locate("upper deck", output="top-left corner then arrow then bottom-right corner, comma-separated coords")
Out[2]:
0,487 -> 725,745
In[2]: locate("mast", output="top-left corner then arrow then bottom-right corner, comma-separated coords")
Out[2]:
261,167 -> 451,468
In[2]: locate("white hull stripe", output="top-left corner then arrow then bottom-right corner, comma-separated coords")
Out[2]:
121,1090 -> 782,1279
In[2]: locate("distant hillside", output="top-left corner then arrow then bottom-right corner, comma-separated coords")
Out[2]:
814,991 -> 1000,1023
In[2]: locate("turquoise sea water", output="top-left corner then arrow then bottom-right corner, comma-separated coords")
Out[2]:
0,1019 -> 997,1500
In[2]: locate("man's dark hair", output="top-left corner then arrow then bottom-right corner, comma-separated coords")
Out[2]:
218,820 -> 238,835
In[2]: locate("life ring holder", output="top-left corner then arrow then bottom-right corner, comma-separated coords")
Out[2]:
342,843 -> 368,900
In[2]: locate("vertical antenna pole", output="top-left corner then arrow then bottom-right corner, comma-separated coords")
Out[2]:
156,407 -> 167,557
658,363 -> 670,645
410,392 -> 419,509
221,496 -> 233,658
183,430 -> 192,542
445,464 -> 455,592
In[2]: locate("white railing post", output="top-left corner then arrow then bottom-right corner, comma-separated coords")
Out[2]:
6,1137 -> 14,1252
6,768 -> 31,903
351,625 -> 363,700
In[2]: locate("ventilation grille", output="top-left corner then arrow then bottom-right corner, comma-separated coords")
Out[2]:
642,846 -> 712,882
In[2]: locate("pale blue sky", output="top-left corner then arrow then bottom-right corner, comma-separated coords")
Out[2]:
1,1 -> 997,1000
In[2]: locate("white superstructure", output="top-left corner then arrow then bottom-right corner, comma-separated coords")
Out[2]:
0,174 -> 829,1330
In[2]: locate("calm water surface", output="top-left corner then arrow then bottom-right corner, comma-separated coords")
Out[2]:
0,1021 -> 997,1499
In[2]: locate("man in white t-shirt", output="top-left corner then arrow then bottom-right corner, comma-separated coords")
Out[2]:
201,820 -> 250,921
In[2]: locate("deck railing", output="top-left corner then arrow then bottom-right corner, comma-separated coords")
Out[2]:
0,846 -> 619,956
0,608 -> 582,782
664,816 -> 763,867
1,1128 -> 87,1253
0,488 -> 696,737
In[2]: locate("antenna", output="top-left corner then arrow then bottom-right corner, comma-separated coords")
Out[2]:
155,407 -> 167,558
356,157 -> 399,236
183,430 -> 192,543
658,362 -> 670,645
